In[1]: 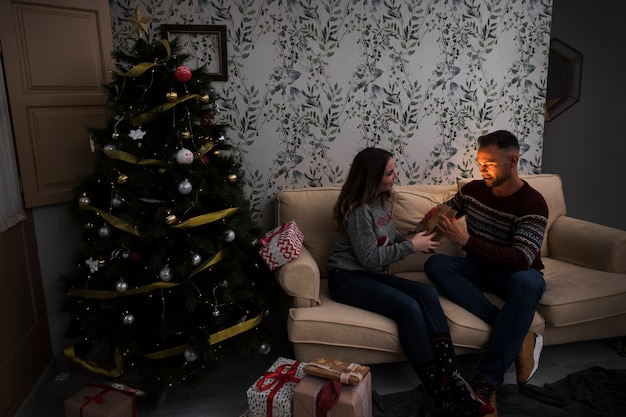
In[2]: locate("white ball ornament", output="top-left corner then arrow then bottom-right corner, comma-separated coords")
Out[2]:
191,253 -> 202,266
178,179 -> 193,195
175,148 -> 194,164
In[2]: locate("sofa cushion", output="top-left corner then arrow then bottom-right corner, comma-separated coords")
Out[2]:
539,257 -> 626,327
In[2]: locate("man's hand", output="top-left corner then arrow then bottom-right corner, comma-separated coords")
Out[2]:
436,215 -> 469,246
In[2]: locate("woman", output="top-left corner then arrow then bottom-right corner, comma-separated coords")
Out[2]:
327,147 -> 492,417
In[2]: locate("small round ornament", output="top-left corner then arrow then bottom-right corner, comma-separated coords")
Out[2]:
174,66 -> 192,83
183,347 -> 199,362
78,194 -> 91,207
115,280 -> 128,292
191,253 -> 202,266
181,130 -> 191,139
228,174 -> 238,183
111,196 -> 124,208
222,230 -> 236,243
259,343 -> 272,355
200,94 -> 210,103
98,224 -> 111,238
117,173 -> 129,184
165,212 -> 179,225
175,148 -> 194,165
166,91 -> 178,101
122,313 -> 135,326
178,179 -> 192,195
159,266 -> 173,282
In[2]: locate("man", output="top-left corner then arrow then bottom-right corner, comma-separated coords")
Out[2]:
424,130 -> 548,417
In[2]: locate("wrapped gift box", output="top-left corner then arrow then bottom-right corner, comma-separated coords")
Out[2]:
247,357 -> 307,417
293,373 -> 372,417
304,358 -> 369,386
413,204 -> 457,252
259,220 -> 304,270
64,383 -> 136,417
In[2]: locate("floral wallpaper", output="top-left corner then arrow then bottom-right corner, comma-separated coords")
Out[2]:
109,0 -> 553,226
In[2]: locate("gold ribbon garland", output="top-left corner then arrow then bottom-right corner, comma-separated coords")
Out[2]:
83,204 -> 140,236
64,345 -> 124,378
68,250 -> 227,299
118,40 -> 171,78
104,141 -> 215,165
172,207 -> 239,229
103,149 -> 165,166
63,313 -> 263,376
132,94 -> 201,126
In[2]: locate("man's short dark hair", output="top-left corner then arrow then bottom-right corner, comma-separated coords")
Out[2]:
478,130 -> 520,152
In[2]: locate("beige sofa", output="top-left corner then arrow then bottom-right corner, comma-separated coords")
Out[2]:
273,174 -> 626,364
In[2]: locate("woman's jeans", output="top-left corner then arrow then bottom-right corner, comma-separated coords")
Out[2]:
328,268 -> 451,368
424,254 -> 546,389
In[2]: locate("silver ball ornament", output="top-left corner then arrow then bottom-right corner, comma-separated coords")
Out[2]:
259,343 -> 271,355
159,266 -> 173,282
103,143 -> 116,151
98,225 -> 111,238
122,313 -> 135,325
78,195 -> 91,207
183,347 -> 199,362
111,196 -> 124,208
115,280 -> 128,292
191,253 -> 202,266
177,179 -> 193,195
222,230 -> 236,243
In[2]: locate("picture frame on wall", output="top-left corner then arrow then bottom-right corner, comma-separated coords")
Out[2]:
160,24 -> 228,81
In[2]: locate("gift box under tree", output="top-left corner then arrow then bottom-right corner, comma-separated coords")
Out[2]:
258,220 -> 304,270
293,373 -> 372,417
64,383 -> 136,417
247,357 -> 307,417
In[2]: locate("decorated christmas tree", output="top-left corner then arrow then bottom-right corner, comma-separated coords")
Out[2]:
60,37 -> 275,398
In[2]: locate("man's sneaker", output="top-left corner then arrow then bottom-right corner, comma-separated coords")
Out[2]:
471,380 -> 498,417
515,332 -> 543,384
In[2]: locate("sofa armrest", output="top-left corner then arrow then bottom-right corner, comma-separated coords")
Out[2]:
548,216 -> 626,273
275,245 -> 322,307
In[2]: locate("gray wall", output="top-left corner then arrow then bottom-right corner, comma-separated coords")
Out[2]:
542,0 -> 626,231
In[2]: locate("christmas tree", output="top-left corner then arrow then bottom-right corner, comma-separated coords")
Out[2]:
60,38 -> 275,398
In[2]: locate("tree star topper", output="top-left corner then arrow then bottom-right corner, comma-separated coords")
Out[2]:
125,7 -> 151,39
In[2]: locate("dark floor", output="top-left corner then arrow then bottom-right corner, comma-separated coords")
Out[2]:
16,335 -> 626,417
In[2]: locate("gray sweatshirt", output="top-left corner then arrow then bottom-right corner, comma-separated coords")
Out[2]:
327,198 -> 415,273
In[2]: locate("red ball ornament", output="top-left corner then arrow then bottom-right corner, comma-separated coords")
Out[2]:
174,66 -> 192,83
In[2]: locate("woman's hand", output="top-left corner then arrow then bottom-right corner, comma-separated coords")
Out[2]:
409,230 -> 440,253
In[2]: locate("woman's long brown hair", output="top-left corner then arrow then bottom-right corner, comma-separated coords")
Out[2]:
333,148 -> 393,231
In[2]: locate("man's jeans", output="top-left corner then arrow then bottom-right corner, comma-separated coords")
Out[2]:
328,269 -> 451,368
424,254 -> 546,389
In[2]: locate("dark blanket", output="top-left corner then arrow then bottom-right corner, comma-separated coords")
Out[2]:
373,366 -> 626,417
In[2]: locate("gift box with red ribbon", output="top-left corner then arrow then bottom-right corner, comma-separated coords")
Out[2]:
64,383 -> 136,417
246,357 -> 307,417
293,373 -> 372,417
258,220 -> 304,271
